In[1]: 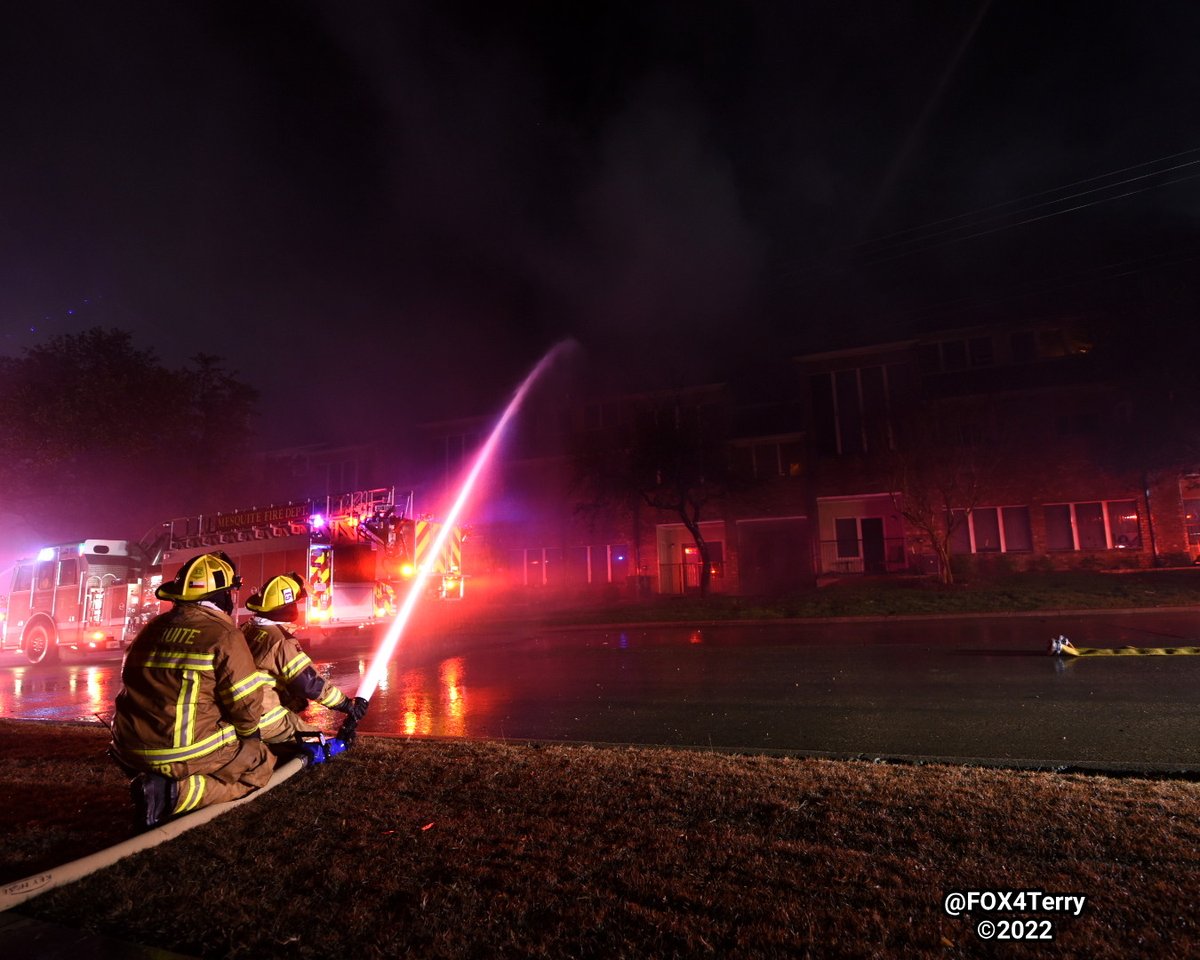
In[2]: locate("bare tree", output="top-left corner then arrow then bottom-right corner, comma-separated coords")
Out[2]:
886,398 -> 1003,584
573,389 -> 733,597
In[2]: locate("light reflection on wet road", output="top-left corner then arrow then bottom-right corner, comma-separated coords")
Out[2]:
4,611 -> 1199,769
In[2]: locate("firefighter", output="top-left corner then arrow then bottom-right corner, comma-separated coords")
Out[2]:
110,552 -> 275,831
241,572 -> 368,745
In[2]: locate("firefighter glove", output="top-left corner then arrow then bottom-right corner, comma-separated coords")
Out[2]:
341,696 -> 369,722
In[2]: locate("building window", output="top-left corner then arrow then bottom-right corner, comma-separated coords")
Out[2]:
1011,330 -> 1036,363
916,337 -> 994,373
916,344 -> 940,374
811,364 -> 907,457
735,439 -> 804,479
1074,502 -> 1106,550
583,401 -> 623,432
1044,500 -> 1142,552
1184,499 -> 1200,546
968,336 -> 994,367
835,518 -> 860,558
949,506 -> 1033,554
941,339 -> 968,371
834,370 -> 865,454
513,544 -> 632,586
1003,507 -> 1034,552
972,508 -> 1001,552
1108,501 -> 1141,549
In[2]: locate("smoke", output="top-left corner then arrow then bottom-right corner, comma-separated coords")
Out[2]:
563,75 -> 763,359
300,9 -> 767,402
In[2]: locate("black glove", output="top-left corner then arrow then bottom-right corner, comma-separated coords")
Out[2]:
341,696 -> 369,722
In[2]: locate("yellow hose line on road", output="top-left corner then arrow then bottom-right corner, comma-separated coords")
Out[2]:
0,756 -> 307,913
1050,635 -> 1200,657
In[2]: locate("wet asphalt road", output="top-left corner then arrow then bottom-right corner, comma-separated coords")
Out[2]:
3,610 -> 1198,772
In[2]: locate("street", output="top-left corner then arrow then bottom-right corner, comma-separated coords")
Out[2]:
4,610 -> 1199,771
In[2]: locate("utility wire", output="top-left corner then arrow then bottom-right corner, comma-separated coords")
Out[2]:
779,146 -> 1200,286
854,146 -> 1200,250
858,167 -> 1200,266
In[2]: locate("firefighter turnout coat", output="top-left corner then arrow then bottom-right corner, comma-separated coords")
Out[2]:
242,617 -> 351,743
111,601 -> 274,813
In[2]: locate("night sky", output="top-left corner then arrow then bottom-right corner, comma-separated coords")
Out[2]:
3,2 -> 1199,440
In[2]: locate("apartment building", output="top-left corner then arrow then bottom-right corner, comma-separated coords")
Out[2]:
413,320 -> 1199,597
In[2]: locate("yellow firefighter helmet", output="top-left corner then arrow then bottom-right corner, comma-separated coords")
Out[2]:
246,572 -> 308,615
155,552 -> 242,602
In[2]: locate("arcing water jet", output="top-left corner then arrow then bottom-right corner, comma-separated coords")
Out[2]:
351,341 -> 575,708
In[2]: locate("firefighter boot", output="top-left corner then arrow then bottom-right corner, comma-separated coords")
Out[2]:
131,772 -> 178,831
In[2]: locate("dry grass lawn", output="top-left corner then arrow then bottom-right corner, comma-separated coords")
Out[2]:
2,720 -> 1199,959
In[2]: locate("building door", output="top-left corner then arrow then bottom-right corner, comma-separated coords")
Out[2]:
657,522 -> 726,594
737,518 -> 812,595
862,517 -> 886,574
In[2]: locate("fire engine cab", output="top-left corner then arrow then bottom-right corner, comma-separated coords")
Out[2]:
0,539 -> 156,664
0,489 -> 465,662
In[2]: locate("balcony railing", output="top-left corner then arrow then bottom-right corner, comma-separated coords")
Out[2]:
658,561 -> 726,594
817,538 -> 908,575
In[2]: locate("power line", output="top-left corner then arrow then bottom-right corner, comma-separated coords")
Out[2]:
859,169 -> 1200,267
854,146 -> 1200,250
778,146 -> 1200,287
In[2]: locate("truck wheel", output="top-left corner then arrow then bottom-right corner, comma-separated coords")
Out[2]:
23,621 -> 58,665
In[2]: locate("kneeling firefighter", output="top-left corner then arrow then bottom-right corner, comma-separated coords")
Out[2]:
110,552 -> 275,831
241,572 -> 368,747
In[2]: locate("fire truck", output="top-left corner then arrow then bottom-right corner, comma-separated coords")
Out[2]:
0,488 -> 465,664
156,487 -> 465,633
0,539 -> 158,664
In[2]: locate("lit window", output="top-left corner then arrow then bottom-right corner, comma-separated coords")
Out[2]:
1183,499 -> 1200,546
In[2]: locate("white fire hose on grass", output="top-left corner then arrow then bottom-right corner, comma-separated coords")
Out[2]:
0,755 -> 307,913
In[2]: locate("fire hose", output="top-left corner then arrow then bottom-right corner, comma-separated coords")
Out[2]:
1,755 -> 308,912
2,346 -> 566,916
0,699 -> 370,914
1049,635 -> 1200,657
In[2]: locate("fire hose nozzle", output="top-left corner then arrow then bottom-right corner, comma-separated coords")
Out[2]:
336,697 -> 370,747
